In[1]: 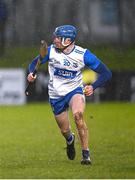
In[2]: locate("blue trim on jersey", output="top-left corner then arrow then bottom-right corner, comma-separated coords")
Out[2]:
49,87 -> 83,115
74,49 -> 84,54
84,49 -> 101,70
91,62 -> 112,90
54,68 -> 77,79
28,46 -> 51,73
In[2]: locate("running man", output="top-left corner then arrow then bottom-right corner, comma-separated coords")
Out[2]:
27,25 -> 112,165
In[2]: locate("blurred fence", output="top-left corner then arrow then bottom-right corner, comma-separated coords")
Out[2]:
27,70 -> 135,103
0,68 -> 26,105
0,68 -> 135,105
2,0 -> 135,46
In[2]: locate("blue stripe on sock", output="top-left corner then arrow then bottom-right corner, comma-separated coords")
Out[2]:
82,150 -> 90,158
67,134 -> 73,144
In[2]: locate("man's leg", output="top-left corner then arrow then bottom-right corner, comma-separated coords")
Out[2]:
55,110 -> 75,160
69,94 -> 91,165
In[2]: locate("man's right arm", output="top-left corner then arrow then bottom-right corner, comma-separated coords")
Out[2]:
27,46 -> 50,82
29,46 -> 51,73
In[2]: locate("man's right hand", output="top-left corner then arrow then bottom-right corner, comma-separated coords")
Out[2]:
27,73 -> 37,82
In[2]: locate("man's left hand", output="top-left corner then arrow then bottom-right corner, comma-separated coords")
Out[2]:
84,85 -> 94,96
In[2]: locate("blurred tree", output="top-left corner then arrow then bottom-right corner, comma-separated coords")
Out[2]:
118,0 -> 135,44
0,0 -> 7,56
2,0 -> 135,46
123,0 -> 135,43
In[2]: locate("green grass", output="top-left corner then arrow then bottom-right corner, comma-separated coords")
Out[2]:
0,102 -> 135,178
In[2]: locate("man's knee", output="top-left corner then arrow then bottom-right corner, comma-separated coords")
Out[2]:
73,111 -> 88,130
73,111 -> 83,120
73,111 -> 84,127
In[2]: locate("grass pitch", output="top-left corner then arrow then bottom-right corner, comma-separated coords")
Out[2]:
0,102 -> 135,179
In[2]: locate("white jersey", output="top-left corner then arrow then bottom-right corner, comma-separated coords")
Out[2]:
48,45 -> 86,99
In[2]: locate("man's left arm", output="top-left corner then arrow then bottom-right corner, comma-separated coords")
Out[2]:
83,49 -> 112,96
91,62 -> 112,90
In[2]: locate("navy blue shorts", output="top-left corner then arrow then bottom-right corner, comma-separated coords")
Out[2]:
49,87 -> 83,115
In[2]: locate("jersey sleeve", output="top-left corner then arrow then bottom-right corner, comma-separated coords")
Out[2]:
91,62 -> 112,90
84,49 -> 112,90
28,46 -> 51,73
83,49 -> 101,70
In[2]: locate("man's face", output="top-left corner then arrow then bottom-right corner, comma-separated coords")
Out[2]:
53,36 -> 63,49
53,36 -> 71,49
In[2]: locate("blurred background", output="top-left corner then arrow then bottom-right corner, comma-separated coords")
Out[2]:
0,0 -> 135,105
